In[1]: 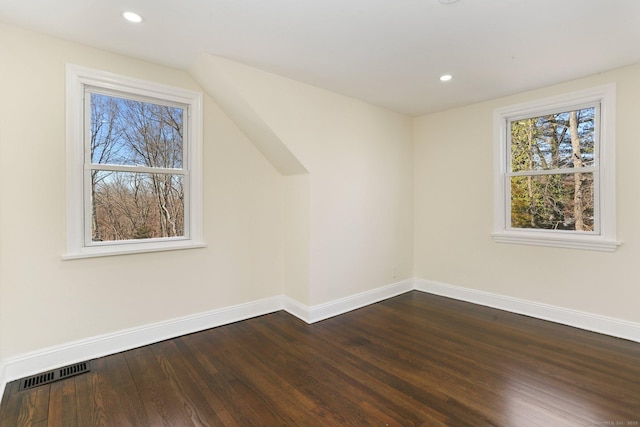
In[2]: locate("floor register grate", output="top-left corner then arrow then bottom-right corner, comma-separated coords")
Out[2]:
18,361 -> 91,391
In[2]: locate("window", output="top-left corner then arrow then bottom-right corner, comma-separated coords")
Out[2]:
65,65 -> 205,259
492,85 -> 619,251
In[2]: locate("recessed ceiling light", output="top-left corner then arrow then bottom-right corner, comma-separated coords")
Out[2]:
123,11 -> 143,23
439,0 -> 460,4
440,74 -> 453,82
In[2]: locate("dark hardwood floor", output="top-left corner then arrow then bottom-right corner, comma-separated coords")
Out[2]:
1,291 -> 639,426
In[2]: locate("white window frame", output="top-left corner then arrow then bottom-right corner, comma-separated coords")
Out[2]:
64,64 -> 205,259
492,84 -> 620,252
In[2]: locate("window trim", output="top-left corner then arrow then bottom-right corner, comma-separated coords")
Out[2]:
492,84 -> 620,252
64,64 -> 205,259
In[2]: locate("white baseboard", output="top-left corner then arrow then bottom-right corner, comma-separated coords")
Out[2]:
0,361 -> 6,407
414,278 -> 640,343
0,279 -> 413,399
282,296 -> 311,323
284,278 -> 413,324
3,277 -> 639,406
0,296 -> 283,392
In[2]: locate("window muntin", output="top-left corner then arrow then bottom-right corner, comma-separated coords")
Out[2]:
506,105 -> 598,233
65,65 -> 204,259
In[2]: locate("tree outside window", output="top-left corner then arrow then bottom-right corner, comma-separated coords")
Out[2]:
508,107 -> 596,232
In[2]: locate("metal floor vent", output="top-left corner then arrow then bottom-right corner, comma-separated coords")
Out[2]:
19,361 -> 91,391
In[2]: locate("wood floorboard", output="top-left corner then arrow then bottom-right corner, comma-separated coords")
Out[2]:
315,310 -> 504,426
16,385 -> 49,427
382,295 -> 637,424
240,318 -> 410,425
279,317 -> 414,424
182,326 -> 324,424
47,378 -> 77,427
150,340 -> 226,426
1,291 -> 639,426
124,346 -> 198,426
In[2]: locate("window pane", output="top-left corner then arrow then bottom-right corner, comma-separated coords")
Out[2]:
91,171 -> 184,241
90,93 -> 184,168
510,107 -> 595,172
510,173 -> 594,231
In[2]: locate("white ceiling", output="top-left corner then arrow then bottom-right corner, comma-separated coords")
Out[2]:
1,0 -> 639,116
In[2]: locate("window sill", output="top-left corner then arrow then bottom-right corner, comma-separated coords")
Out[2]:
491,231 -> 621,252
62,240 -> 207,260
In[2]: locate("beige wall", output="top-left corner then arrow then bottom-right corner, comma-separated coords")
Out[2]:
283,174 -> 311,304
194,57 -> 415,306
0,23 -> 285,360
414,64 -> 640,323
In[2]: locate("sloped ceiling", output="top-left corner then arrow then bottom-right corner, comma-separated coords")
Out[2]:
190,54 -> 307,176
